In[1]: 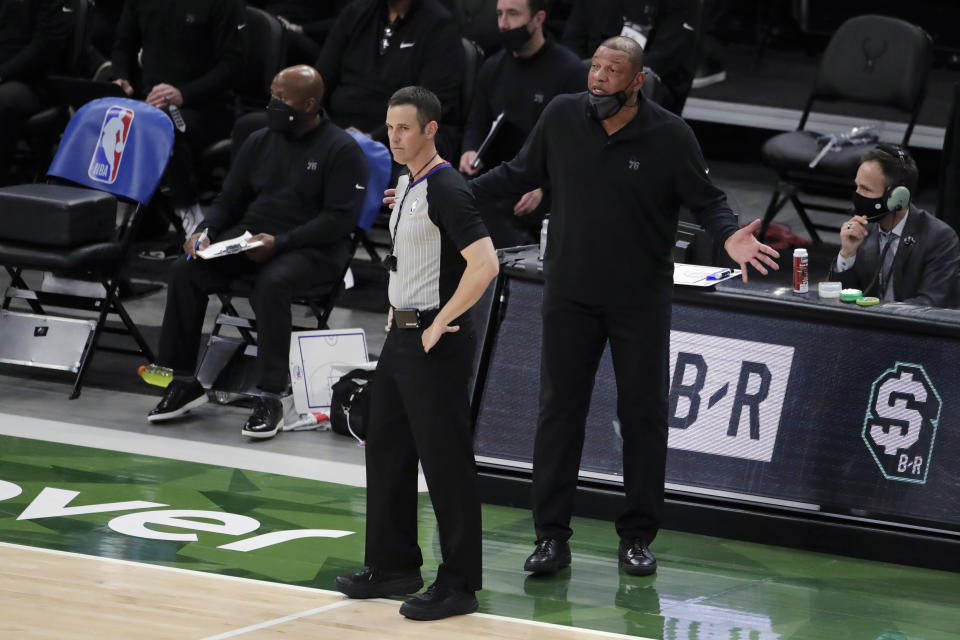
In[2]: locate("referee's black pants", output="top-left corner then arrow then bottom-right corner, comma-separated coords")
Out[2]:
157,242 -> 341,393
364,323 -> 482,592
533,287 -> 671,546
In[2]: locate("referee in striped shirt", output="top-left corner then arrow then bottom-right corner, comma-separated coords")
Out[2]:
336,86 -> 499,621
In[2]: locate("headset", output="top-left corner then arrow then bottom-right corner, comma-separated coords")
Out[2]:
874,142 -> 912,215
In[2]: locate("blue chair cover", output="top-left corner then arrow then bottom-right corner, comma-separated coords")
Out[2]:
346,129 -> 392,231
47,97 -> 175,205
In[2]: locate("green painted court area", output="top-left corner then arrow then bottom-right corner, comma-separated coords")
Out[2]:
1,433 -> 958,640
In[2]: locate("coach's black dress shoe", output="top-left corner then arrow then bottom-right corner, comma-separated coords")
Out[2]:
147,378 -> 207,422
523,538 -> 571,575
335,567 -> 423,599
619,538 -> 657,576
400,582 -> 478,620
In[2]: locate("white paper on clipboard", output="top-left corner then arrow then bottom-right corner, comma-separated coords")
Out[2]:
289,328 -> 369,413
674,263 -> 741,287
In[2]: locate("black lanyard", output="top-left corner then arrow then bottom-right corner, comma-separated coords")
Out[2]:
389,153 -> 438,252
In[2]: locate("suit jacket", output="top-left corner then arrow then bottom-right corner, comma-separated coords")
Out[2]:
837,205 -> 960,307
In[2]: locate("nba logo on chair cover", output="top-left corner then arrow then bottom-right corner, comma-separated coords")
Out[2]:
88,106 -> 135,184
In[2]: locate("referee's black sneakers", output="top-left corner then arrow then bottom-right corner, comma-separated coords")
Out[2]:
335,567 -> 424,599
523,538 -> 571,575
400,582 -> 478,621
147,378 -> 207,422
241,395 -> 283,439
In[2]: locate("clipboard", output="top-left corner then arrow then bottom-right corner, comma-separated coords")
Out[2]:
674,263 -> 741,287
471,111 -> 505,169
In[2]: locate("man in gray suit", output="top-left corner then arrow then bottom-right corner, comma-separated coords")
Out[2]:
836,144 -> 960,307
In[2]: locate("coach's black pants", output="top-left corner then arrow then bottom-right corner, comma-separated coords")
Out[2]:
533,287 -> 671,546
364,323 -> 482,592
157,242 -> 340,393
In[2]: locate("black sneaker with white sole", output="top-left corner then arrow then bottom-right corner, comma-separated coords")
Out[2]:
147,378 -> 207,422
241,395 -> 283,439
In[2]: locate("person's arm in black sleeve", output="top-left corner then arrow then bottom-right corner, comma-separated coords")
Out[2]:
273,140 -> 369,253
672,120 -> 739,246
561,0 -> 590,59
643,0 -> 700,80
178,0 -> 245,105
314,8 -> 351,106
470,99 -> 553,205
198,132 -> 260,238
424,176 -> 499,348
301,0 -> 353,43
0,0 -> 71,82
902,228 -> 960,307
429,179 -> 490,251
110,0 -> 140,85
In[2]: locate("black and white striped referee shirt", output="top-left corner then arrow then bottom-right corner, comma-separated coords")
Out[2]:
388,163 -> 489,312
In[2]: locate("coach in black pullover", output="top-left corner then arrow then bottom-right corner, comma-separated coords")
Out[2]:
471,89 -> 738,304
471,37 -> 778,578
149,66 -> 368,440
316,0 -> 462,158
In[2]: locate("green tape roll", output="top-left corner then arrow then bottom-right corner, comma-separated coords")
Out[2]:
840,289 -> 863,302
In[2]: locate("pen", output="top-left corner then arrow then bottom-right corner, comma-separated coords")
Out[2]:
187,227 -> 208,261
705,269 -> 731,281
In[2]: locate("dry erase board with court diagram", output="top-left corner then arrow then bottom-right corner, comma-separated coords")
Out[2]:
289,329 -> 369,413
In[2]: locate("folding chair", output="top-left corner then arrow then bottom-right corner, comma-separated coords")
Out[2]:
758,15 -> 932,243
0,98 -> 174,398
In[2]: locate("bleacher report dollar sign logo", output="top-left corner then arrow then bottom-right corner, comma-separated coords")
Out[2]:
862,363 -> 941,484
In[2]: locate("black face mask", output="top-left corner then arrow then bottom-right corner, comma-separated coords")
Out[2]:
266,97 -> 298,134
499,23 -> 532,53
852,191 -> 890,222
588,91 -> 628,121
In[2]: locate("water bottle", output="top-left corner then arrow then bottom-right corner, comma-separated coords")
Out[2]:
793,248 -> 808,294
539,216 -> 549,261
138,364 -> 173,388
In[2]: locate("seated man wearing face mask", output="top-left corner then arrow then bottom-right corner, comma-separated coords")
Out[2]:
834,144 -> 960,308
459,0 -> 583,247
146,65 -> 369,439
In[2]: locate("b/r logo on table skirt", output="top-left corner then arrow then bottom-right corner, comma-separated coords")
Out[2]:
862,362 -> 941,484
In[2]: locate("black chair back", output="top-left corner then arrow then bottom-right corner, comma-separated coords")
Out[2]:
236,6 -> 287,108
461,38 -> 484,127
802,15 -> 932,137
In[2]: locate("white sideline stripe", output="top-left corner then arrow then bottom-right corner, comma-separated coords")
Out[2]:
198,600 -> 356,639
0,412 -> 426,492
0,542 -> 650,640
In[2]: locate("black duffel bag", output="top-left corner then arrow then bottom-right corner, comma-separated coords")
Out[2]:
330,368 -> 374,443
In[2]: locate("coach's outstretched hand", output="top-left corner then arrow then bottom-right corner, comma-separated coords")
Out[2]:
724,219 -> 781,282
